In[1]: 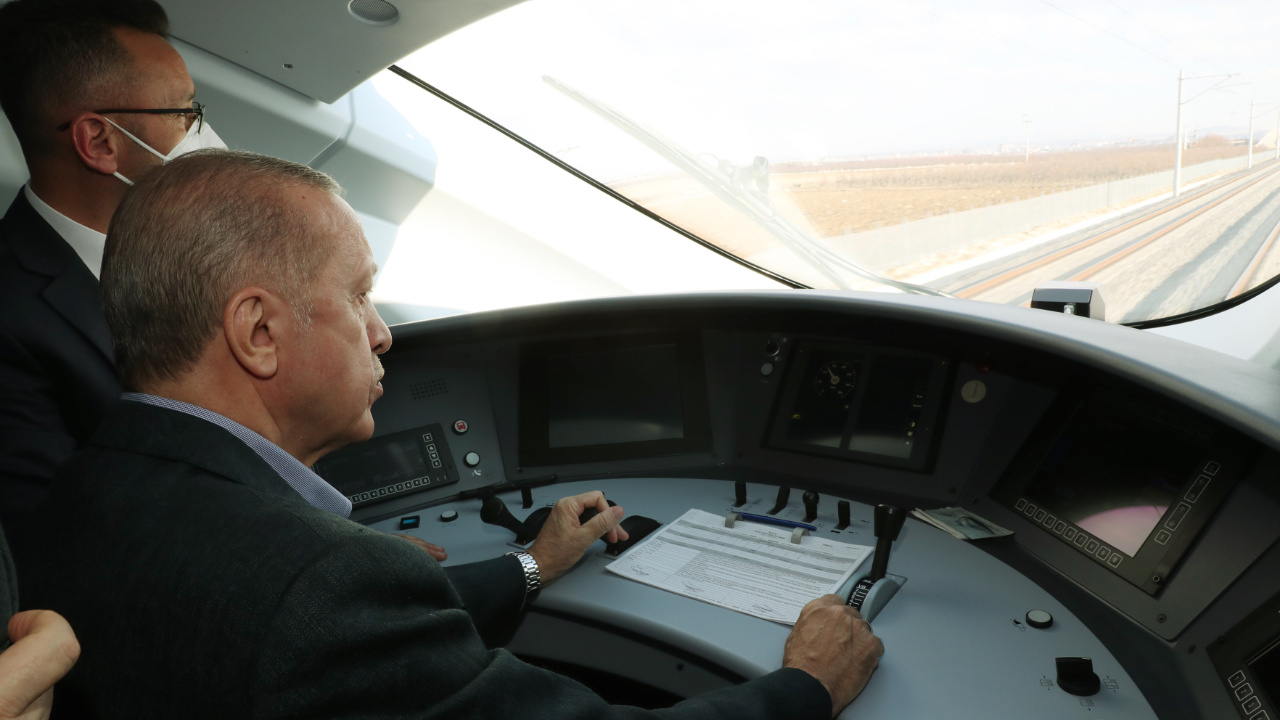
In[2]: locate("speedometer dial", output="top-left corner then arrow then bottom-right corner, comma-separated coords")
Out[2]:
812,359 -> 858,401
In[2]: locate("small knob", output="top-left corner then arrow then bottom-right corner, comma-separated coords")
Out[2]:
802,491 -> 819,523
439,510 -> 458,523
733,481 -> 747,507
464,451 -> 481,467
1055,657 -> 1100,696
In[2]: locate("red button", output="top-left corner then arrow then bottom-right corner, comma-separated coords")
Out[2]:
453,420 -> 468,434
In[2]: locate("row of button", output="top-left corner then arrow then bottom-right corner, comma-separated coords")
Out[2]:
1015,499 -> 1122,568
350,476 -> 435,504
1228,670 -> 1269,719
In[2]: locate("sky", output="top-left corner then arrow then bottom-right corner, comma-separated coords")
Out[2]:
394,0 -> 1280,177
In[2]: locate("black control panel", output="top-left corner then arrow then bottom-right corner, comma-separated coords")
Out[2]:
314,423 -> 460,507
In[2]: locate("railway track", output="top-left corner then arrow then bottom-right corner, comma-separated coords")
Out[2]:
937,160 -> 1280,323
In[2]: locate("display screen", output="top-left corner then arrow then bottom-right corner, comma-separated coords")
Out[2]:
313,424 -> 459,506
1250,639 -> 1280,709
767,341 -> 948,470
1022,391 -> 1203,557
547,343 -> 684,448
519,332 -> 711,465
317,438 -> 428,494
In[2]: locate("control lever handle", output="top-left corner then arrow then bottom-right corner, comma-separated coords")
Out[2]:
848,504 -> 907,613
868,504 -> 906,582
480,494 -> 524,536
802,491 -> 820,523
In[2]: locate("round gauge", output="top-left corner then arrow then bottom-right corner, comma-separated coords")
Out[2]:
812,359 -> 858,400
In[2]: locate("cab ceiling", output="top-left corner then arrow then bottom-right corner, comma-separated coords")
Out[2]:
162,0 -> 524,104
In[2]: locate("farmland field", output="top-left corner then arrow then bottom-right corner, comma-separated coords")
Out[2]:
610,141 -> 1251,260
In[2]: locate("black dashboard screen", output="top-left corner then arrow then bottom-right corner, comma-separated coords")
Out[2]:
520,332 -> 711,465
1021,394 -> 1194,557
547,343 -> 684,448
997,382 -> 1250,596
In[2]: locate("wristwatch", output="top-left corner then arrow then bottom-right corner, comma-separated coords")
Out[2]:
506,551 -> 542,598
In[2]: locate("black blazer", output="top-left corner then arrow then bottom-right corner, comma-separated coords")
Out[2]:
0,192 -> 120,531
16,401 -> 829,719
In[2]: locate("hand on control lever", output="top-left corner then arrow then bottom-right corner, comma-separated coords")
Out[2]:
526,491 -> 628,586
785,595 -> 884,719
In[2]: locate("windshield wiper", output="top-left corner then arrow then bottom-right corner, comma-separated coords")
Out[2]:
543,76 -> 949,297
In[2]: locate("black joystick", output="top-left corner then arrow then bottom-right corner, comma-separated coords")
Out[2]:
847,504 -> 906,610
867,504 -> 907,582
802,491 -> 820,523
1056,657 -> 1101,696
482,493 -> 621,546
480,494 -> 523,536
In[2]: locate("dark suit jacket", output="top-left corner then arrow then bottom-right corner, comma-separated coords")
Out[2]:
0,192 -> 120,531
16,401 -> 829,719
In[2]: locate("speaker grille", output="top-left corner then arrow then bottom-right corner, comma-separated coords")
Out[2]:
348,0 -> 399,26
409,378 -> 448,400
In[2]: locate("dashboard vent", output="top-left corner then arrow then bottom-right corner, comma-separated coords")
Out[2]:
409,378 -> 448,401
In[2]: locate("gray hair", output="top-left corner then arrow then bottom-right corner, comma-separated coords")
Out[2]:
102,149 -> 343,391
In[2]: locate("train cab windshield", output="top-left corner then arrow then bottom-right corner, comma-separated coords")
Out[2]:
369,0 -> 1280,327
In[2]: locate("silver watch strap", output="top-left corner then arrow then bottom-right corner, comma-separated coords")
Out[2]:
506,551 -> 542,595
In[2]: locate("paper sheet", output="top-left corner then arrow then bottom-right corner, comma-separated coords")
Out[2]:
605,508 -> 873,625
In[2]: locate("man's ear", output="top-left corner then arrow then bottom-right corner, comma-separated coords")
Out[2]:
224,287 -> 285,380
69,113 -> 124,175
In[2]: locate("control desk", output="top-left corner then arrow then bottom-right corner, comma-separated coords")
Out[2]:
330,290 -> 1280,720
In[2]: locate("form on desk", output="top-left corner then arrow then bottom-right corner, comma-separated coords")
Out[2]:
606,509 -> 873,624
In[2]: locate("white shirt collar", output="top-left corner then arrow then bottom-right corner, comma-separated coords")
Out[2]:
23,183 -> 108,279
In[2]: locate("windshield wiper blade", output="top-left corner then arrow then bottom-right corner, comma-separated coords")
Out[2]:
543,76 -> 949,297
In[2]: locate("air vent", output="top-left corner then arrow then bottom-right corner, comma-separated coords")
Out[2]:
409,378 -> 448,401
347,0 -> 399,26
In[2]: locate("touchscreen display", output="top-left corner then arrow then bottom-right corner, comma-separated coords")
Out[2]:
1021,392 -> 1202,557
547,343 -> 684,448
318,436 -> 429,494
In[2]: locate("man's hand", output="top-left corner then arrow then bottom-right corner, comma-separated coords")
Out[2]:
526,491 -> 628,586
783,595 -> 883,718
394,534 -> 448,562
0,610 -> 80,720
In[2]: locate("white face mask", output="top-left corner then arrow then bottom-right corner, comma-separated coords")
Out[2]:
107,117 -> 227,186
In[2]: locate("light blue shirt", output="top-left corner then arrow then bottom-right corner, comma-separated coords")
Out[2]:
122,393 -> 353,518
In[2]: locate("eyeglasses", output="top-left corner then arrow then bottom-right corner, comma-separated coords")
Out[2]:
56,101 -> 204,132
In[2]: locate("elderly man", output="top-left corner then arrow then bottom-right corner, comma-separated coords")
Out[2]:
15,150 -> 882,718
0,0 -> 225,529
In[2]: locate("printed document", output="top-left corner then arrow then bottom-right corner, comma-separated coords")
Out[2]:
605,508 -> 873,625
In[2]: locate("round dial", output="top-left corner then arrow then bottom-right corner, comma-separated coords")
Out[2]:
812,359 -> 858,400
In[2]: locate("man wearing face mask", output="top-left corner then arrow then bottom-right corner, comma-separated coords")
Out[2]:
0,0 -> 226,532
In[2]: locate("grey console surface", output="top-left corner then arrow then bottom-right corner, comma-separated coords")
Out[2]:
369,476 -> 1157,719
